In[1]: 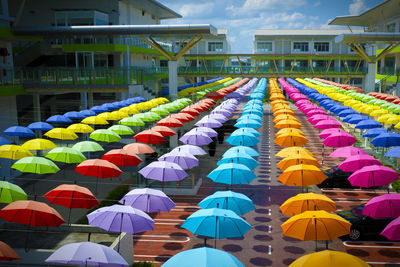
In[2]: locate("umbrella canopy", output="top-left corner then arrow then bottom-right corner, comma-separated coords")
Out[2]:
157,117 -> 183,128
181,208 -> 252,239
355,119 -> 382,129
314,119 -> 342,129
281,210 -> 351,241
234,119 -> 262,129
0,181 -> 27,203
275,119 -> 302,129
3,126 -> 35,138
207,163 -> 256,185
179,131 -> 213,146
288,250 -> 370,267
46,115 -> 72,124
385,147 -> 400,158
0,241 -> 20,261
139,161 -> 188,182
71,141 -> 104,153
81,116 -> 108,125
45,147 -> 86,164
162,247 -> 245,267
150,126 -> 176,137
28,122 -> 54,132
363,194 -> 400,218
101,149 -> 142,167
158,151 -> 199,169
134,130 -> 165,144
280,193 -> 336,216
199,190 -> 255,215
44,184 -> 99,209
44,128 -> 78,140
277,154 -> 319,170
275,128 -> 304,137
381,216 -> 400,241
318,128 -> 347,139
218,152 -> 259,170
223,146 -> 259,157
329,146 -> 367,158
0,145 -> 33,160
87,204 -> 154,233
108,125 -> 134,135
11,156 -> 60,174
371,132 -> 400,147
275,133 -> 308,147
0,137 -> 10,146
338,155 -> 382,172
123,142 -> 155,154
67,123 -> 94,134
226,133 -> 260,147
45,242 -> 128,266
275,147 -> 313,158
119,116 -> 145,127
0,200 -> 64,227
171,144 -> 207,156
195,117 -> 222,128
120,188 -> 175,213
363,128 -> 389,138
21,138 -> 57,151
90,129 -> 121,143
278,164 -> 327,187
322,133 -> 357,147
75,159 -> 122,178
348,165 -> 398,188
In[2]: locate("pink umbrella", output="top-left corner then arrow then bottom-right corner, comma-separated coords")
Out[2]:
381,216 -> 400,240
338,154 -> 382,172
307,115 -> 331,124
315,119 -> 342,129
318,128 -> 347,139
329,146 -> 368,158
363,194 -> 400,218
305,109 -> 327,117
322,133 -> 357,147
348,165 -> 398,188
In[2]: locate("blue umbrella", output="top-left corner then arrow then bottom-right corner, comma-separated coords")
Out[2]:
371,132 -> 400,147
28,122 -> 54,131
0,137 -> 10,145
343,114 -> 369,124
64,111 -> 85,120
237,114 -> 262,123
46,115 -> 72,124
3,126 -> 35,137
207,163 -> 256,185
199,191 -> 255,215
218,152 -> 259,169
242,110 -> 263,116
226,133 -> 259,146
181,208 -> 252,239
102,103 -> 117,111
363,128 -> 389,138
385,147 -> 400,158
79,109 -> 96,117
90,106 -> 108,113
355,119 -> 383,129
337,109 -> 358,117
162,247 -> 245,267
231,128 -> 261,137
223,146 -> 259,157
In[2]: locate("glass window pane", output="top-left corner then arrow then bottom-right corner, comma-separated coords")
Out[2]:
293,42 -> 309,52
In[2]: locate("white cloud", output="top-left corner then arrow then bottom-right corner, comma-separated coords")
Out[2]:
309,15 -> 319,20
313,1 -> 321,7
349,0 -> 367,15
228,0 -> 307,15
177,3 -> 216,18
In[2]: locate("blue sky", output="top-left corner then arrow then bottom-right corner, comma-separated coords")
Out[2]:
159,0 -> 383,53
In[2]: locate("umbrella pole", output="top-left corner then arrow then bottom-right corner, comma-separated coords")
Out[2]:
321,144 -> 324,165
204,237 -> 207,246
67,189 -> 75,225
314,217 -> 318,252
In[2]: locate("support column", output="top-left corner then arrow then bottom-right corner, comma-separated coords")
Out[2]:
80,92 -> 88,110
88,93 -> 93,108
168,60 -> 178,100
365,63 -> 376,92
32,94 -> 41,122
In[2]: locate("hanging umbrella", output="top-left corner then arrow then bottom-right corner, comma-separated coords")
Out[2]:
275,119 -> 302,129
381,216 -> 400,241
120,188 -> 175,213
280,193 -> 336,216
355,119 -> 382,129
72,141 -> 104,153
277,164 -> 327,187
199,190 -> 255,215
277,155 -> 320,170
363,128 -> 389,138
75,159 -> 122,178
108,125 -> 134,136
90,129 -> 121,143
139,161 -> 188,182
45,147 -> 86,164
151,126 -> 176,137
318,128 -> 347,139
162,247 -> 244,267
119,116 -> 145,127
44,128 -> 78,140
275,128 -> 305,138
123,142 -> 154,154
67,123 -> 94,134
133,130 -> 165,144
275,147 -> 313,158
207,163 -> 256,185
275,133 -> 308,147
0,137 -> 10,146
348,165 -> 398,188
371,132 -> 400,147
322,133 -> 357,147
0,241 -> 20,261
158,151 -> 199,169
171,144 -> 207,156
0,145 -> 33,160
101,149 -> 142,167
0,181 -> 27,203
362,194 -> 400,218
21,138 -> 57,151
231,127 -> 261,138
218,152 -> 259,170
338,154 -> 381,172
64,111 -> 86,120
179,131 -> 213,146
385,147 -> 400,158
11,156 -> 60,174
195,117 -> 222,128
28,122 -> 54,132
329,146 -> 367,158
314,119 -> 342,129
234,119 -> 262,129
46,115 -> 73,124
223,146 -> 259,157
81,116 -> 109,125
157,117 -> 183,128
3,126 -> 35,138
288,250 -> 370,267
226,133 -> 259,147
45,242 -> 128,267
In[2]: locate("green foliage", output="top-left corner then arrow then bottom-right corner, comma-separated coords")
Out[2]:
75,185 -> 130,224
132,262 -> 156,267
392,179 -> 400,193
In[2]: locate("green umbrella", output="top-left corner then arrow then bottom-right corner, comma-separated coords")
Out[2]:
119,116 -> 145,127
145,111 -> 162,121
45,147 -> 86,164
151,106 -> 170,116
11,156 -> 60,174
108,125 -> 134,135
0,181 -> 27,203
71,141 -> 104,153
134,113 -> 154,122
89,129 -> 121,143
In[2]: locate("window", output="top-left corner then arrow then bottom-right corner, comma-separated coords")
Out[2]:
293,42 -> 309,52
387,23 -> 396,32
208,42 -> 223,52
314,42 -> 330,52
257,42 -> 273,52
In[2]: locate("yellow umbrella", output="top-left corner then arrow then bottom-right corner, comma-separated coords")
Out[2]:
127,105 -> 140,114
394,121 -> 400,129
369,109 -> 389,117
277,164 -> 327,186
385,115 -> 400,125
67,123 -> 94,134
274,133 -> 308,147
277,155 -> 320,170
275,147 -> 313,158
280,193 -> 336,216
21,138 -> 57,150
274,119 -> 302,129
275,128 -> 305,138
0,145 -> 33,160
272,104 -> 291,112
281,210 -> 351,242
270,93 -> 285,100
44,128 -> 78,140
271,100 -> 288,106
97,112 -> 121,121
81,116 -> 108,125
289,250 -> 371,267
377,114 -> 395,123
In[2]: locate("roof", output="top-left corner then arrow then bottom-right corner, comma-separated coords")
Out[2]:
329,0 -> 400,26
124,0 -> 182,20
254,29 -> 364,37
335,32 -> 400,43
217,29 -> 228,35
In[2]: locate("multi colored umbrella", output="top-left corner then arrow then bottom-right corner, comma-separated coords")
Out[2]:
120,188 -> 175,213
199,191 -> 255,215
280,193 -> 336,216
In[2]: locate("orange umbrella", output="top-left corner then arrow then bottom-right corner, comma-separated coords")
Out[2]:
277,164 -> 327,187
273,115 -> 298,123
280,193 -> 336,216
270,93 -> 285,100
273,110 -> 295,116
274,119 -> 302,129
275,128 -> 305,137
277,155 -> 320,170
151,126 -> 176,136
123,142 -> 155,154
0,241 -> 20,261
157,117 -> 183,128
275,147 -> 313,158
274,133 -> 308,147
171,113 -> 195,123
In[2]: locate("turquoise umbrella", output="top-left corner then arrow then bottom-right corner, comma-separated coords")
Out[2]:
217,152 -> 259,169
207,163 -> 256,185
234,118 -> 262,129
223,146 -> 259,157
199,191 -> 255,215
226,133 -> 260,146
237,114 -> 263,123
231,128 -> 262,137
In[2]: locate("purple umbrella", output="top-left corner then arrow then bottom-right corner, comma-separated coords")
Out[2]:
139,161 -> 188,182
211,109 -> 232,117
363,194 -> 400,218
45,241 -> 128,266
87,204 -> 154,233
338,154 -> 382,172
171,145 -> 207,155
195,117 -> 223,128
322,133 -> 357,147
329,146 -> 368,158
158,151 -> 199,169
179,131 -> 213,145
348,165 -> 398,188
119,188 -> 175,213
192,127 -> 218,137
208,114 -> 228,123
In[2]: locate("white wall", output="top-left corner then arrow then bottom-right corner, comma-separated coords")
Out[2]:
118,1 -> 159,25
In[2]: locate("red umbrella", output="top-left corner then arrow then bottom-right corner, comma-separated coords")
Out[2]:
75,159 -> 122,178
101,149 -> 142,166
44,184 -> 99,224
151,126 -> 176,137
171,113 -> 195,123
123,142 -> 154,154
180,106 -> 200,116
0,241 -> 20,261
204,91 -> 224,99
157,117 -> 183,128
134,130 -> 166,144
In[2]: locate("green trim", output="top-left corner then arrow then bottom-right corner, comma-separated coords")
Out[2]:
0,84 -> 26,96
376,74 -> 399,83
62,44 -> 174,56
250,56 -> 362,60
376,46 -> 400,55
184,56 -> 228,60
0,26 -> 42,41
